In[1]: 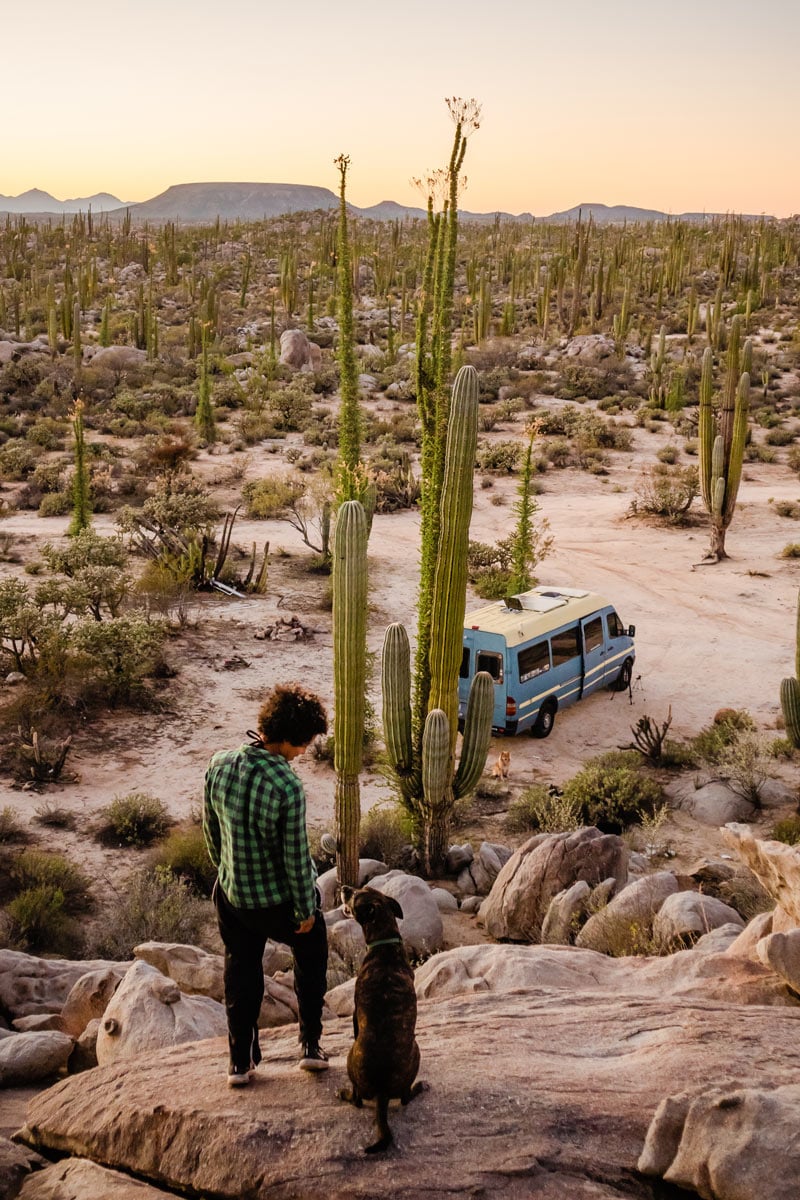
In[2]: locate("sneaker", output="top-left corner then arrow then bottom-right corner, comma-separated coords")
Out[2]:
299,1043 -> 329,1072
227,1063 -> 255,1088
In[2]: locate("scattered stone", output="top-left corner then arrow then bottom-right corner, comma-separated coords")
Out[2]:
479,841 -> 512,882
0,1031 -> 74,1086
480,827 -> 628,942
59,968 -> 121,1038
756,929 -> 800,993
358,373 -> 377,392
576,871 -> 679,954
0,1137 -> 44,1200
134,943 -> 223,1001
18,1158 -> 178,1198
68,1018 -> 100,1074
459,896 -> 482,915
0,951 -> 128,1021
12,1014 -> 64,1033
653,892 -> 744,947
725,909 -> 774,959
677,781 -> 756,825
457,858 -> 493,896
85,345 -> 147,369
429,887 -> 459,913
540,881 -> 591,945
692,924 -> 744,954
445,843 -> 474,874
564,333 -> 617,362
723,823 -> 800,925
95,961 -> 227,1066
4,671 -> 25,685
254,615 -> 314,642
279,329 -> 315,370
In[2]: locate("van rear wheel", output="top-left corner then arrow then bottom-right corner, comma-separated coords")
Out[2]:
531,699 -> 557,739
610,658 -> 633,692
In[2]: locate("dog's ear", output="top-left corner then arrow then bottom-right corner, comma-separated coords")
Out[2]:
387,896 -> 404,921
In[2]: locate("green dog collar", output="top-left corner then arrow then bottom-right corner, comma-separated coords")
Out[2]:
366,937 -> 403,949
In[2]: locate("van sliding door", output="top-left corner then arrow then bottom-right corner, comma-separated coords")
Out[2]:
580,615 -> 607,696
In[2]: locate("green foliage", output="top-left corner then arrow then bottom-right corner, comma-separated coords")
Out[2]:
690,709 -> 755,762
629,464 -> 698,521
241,473 -> 303,518
562,761 -> 663,833
0,806 -> 28,843
8,850 -> 93,912
505,785 -> 582,834
71,616 -> 167,702
476,439 -> 521,474
98,791 -> 171,846
772,816 -> 800,846
68,399 -> 92,536
38,492 -> 72,517
5,885 -> 80,954
87,867 -> 208,960
154,825 -> 216,896
359,803 -> 414,868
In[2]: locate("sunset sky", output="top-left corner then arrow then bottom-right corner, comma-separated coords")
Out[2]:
4,0 -> 798,217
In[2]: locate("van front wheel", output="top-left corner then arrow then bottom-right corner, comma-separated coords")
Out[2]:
610,658 -> 633,692
531,699 -> 557,739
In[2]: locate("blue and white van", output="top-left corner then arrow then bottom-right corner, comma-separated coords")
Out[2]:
459,585 -> 636,737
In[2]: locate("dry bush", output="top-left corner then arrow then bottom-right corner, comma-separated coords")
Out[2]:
86,867 -> 210,960
505,786 -> 582,834
96,792 -> 171,847
629,464 -> 698,522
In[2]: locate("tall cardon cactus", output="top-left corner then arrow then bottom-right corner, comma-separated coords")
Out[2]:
780,590 -> 800,749
698,315 -> 751,561
332,500 -> 368,887
381,365 -> 494,874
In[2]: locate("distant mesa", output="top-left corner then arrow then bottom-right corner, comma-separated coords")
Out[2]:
0,183 -> 772,223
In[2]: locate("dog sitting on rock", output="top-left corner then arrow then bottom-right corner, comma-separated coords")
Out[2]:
338,885 -> 424,1153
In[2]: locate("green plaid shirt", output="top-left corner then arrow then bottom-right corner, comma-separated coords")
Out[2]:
203,744 -> 317,921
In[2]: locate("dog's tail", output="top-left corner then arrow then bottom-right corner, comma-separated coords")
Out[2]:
365,1095 -> 393,1154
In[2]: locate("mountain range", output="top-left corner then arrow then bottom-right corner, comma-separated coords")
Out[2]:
0,183 -> 770,224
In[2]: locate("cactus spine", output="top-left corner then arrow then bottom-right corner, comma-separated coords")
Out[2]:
332,500 -> 368,887
780,591 -> 800,749
382,365 -> 493,873
698,315 -> 750,561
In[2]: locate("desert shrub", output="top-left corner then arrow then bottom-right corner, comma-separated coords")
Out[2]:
658,739 -> 697,768
562,762 -> 663,833
780,543 -> 800,559
359,804 -> 414,867
269,379 -> 314,430
707,731 -> 772,806
774,500 -> 800,520
98,792 -> 171,847
37,492 -> 72,517
5,885 -> 82,954
33,801 -> 77,830
787,445 -> 800,475
71,615 -> 167,702
505,785 -> 582,834
691,709 -> 755,763
0,806 -> 29,843
0,440 -> 38,480
629,464 -> 698,521
765,427 -> 795,446
154,825 -> 216,896
716,870 -> 774,920
26,418 -> 66,450
7,850 -> 92,912
657,444 -> 680,464
768,736 -> 797,759
476,440 -> 521,474
241,473 -> 303,518
237,410 -> 280,444
772,816 -> 800,846
88,867 -> 209,960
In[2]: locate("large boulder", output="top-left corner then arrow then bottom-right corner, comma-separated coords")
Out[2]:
0,1031 -> 74,1086
278,329 -> 321,372
134,942 -> 224,999
95,961 -> 227,1066
674,781 -> 756,826
756,929 -> 800,993
480,828 -> 628,942
18,1158 -> 178,1198
639,1083 -> 800,1199
723,824 -> 800,926
540,881 -> 591,945
725,909 -> 774,958
653,892 -> 745,947
576,871 -> 680,954
0,1138 -> 44,1200
0,951 -> 128,1020
366,871 -> 443,955
16,944 -> 800,1200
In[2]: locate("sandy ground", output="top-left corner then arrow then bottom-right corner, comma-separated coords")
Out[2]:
1,399 -> 799,898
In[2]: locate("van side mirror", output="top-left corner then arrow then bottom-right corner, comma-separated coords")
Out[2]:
627,624 -> 636,638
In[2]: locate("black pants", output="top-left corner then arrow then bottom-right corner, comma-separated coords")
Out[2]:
213,882 -> 328,1072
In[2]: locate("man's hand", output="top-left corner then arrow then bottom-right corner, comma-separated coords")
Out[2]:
295,915 -> 315,934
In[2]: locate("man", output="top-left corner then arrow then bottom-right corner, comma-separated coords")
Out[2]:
204,683 -> 329,1087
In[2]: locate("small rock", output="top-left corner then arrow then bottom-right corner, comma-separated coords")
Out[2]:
430,887 -> 459,913
459,896 -> 482,915
653,892 -> 744,946
0,1031 -> 74,1086
445,844 -> 474,874
756,929 -> 800,992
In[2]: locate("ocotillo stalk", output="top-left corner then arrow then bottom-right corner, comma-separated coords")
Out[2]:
332,500 -> 368,887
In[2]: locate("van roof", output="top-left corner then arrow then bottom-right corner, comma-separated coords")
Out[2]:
464,585 -> 612,648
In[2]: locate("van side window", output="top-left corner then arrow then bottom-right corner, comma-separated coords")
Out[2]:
460,647 -> 470,679
518,641 -> 550,682
606,611 -> 623,638
583,617 -> 603,652
477,651 -> 503,682
551,625 -> 580,665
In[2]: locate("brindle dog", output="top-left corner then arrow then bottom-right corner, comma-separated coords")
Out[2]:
338,885 -> 424,1153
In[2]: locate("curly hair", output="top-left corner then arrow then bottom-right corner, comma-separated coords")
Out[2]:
257,683 -> 328,746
